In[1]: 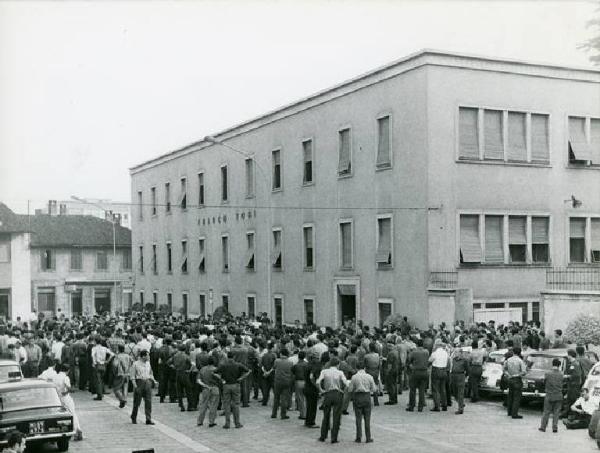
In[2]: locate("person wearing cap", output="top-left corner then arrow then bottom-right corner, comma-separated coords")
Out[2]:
130,349 -> 158,425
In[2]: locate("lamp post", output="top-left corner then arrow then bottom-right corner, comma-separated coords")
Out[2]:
204,136 -> 272,320
70,196 -> 120,314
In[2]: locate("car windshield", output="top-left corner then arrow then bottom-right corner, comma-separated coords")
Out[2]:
488,354 -> 505,364
0,365 -> 21,381
0,387 -> 61,412
527,355 -> 564,371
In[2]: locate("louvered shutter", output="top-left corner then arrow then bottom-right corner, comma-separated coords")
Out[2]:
341,223 -> 352,267
377,116 -> 391,167
507,112 -> 526,161
531,114 -> 549,162
531,217 -> 549,244
570,218 -> 586,238
569,117 -> 586,143
460,215 -> 481,263
485,216 -> 504,263
376,218 -> 392,264
508,217 -> 527,245
271,232 -> 282,265
338,129 -> 351,173
484,110 -> 504,160
591,219 -> 600,252
459,107 -> 479,159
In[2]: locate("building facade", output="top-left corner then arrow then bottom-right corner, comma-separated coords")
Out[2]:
0,203 -> 133,320
130,50 -> 600,329
44,199 -> 132,229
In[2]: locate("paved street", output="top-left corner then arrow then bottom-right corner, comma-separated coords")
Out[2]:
33,390 -> 594,453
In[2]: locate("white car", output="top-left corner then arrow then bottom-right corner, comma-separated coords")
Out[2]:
583,361 -> 600,408
480,349 -> 508,395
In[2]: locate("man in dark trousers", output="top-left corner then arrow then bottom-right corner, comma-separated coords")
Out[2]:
171,343 -> 192,411
317,357 -> 348,444
158,337 -> 176,403
215,351 -> 251,429
271,348 -> 293,420
562,349 -> 584,418
450,348 -> 470,414
384,337 -> 399,405
230,336 -> 250,407
260,343 -> 276,406
130,350 -> 158,425
503,346 -> 526,419
539,358 -> 564,433
406,338 -> 429,412
348,362 -> 377,443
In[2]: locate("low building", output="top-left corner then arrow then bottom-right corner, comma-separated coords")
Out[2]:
43,199 -> 132,229
129,50 -> 600,329
0,203 -> 133,320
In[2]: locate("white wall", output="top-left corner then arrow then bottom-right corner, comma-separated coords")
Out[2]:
10,233 -> 32,320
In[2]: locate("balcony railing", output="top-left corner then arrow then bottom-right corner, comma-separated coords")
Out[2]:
546,267 -> 600,291
429,270 -> 458,289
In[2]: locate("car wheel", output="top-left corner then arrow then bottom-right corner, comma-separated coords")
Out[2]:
57,438 -> 70,452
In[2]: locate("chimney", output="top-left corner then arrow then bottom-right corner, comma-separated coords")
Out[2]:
59,203 -> 67,215
48,200 -> 57,216
113,213 -> 122,226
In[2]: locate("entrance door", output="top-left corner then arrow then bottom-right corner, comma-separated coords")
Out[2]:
340,295 -> 356,326
71,291 -> 83,317
94,289 -> 111,314
0,291 -> 9,322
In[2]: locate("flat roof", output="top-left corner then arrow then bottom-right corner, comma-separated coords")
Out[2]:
130,49 -> 600,174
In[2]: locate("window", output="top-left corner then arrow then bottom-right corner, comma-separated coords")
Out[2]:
532,217 -> 550,263
245,232 -> 255,271
0,241 -> 9,263
166,242 -> 172,272
245,159 -> 254,197
221,166 -> 228,202
376,216 -> 393,268
37,288 -> 56,312
507,112 -> 526,162
122,249 -> 132,270
165,182 -> 171,213
151,187 -> 157,215
182,293 -> 188,317
222,294 -> 229,312
531,114 -> 550,162
198,238 -> 206,273
199,293 -> 206,317
180,177 -> 187,210
458,107 -> 479,159
484,110 -> 504,160
272,229 -> 282,270
221,235 -> 229,272
181,240 -> 188,274
274,296 -> 283,326
339,220 -> 353,269
167,293 -> 172,311
378,300 -> 393,328
152,244 -> 157,274
138,246 -> 144,273
304,298 -> 314,325
532,302 -> 540,323
568,116 -> 600,165
302,139 -> 313,184
137,191 -> 143,220
376,115 -> 391,168
592,119 -> 600,164
460,215 -> 481,264
509,302 -> 529,325
569,218 -> 586,263
70,249 -> 82,271
338,128 -> 351,176
272,150 -> 282,191
96,251 -> 108,270
303,225 -> 314,270
484,215 -> 504,263
247,295 -> 256,318
508,216 -> 527,263
198,173 -> 205,206
153,291 -> 158,309
593,219 -> 600,263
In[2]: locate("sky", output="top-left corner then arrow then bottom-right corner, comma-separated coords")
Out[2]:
0,0 -> 598,214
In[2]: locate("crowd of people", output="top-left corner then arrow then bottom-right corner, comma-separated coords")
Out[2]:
0,310 -> 596,448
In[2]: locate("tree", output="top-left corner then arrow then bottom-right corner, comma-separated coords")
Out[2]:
564,313 -> 600,346
579,2 -> 600,65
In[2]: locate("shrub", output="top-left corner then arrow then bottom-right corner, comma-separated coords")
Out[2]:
565,313 -> 600,346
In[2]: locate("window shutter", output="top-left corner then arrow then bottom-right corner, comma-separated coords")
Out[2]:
570,218 -> 586,238
569,117 -> 586,143
507,112 -> 526,161
459,107 -> 479,159
271,232 -> 282,265
531,217 -> 549,244
591,119 -> 600,164
508,217 -> 527,245
459,215 -> 481,263
531,114 -> 549,162
484,110 -> 504,160
341,223 -> 352,266
376,218 -> 392,263
338,129 -> 351,173
485,215 -> 504,263
591,219 -> 600,251
245,159 -> 254,196
245,248 -> 255,267
376,116 -> 391,167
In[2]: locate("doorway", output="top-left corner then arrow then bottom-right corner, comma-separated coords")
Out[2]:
71,291 -> 83,317
337,284 -> 356,327
94,289 -> 111,314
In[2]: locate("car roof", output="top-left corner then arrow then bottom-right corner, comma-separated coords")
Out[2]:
527,349 -> 569,357
0,378 -> 56,392
0,360 -> 20,366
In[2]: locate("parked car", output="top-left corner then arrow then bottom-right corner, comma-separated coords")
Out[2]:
0,360 -> 22,383
479,349 -> 508,395
0,377 -> 74,451
583,359 -> 600,410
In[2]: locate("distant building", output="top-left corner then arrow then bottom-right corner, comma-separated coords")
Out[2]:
44,199 -> 132,228
129,50 -> 600,330
0,202 -> 133,321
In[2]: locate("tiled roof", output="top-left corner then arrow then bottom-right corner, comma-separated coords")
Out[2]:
0,202 -> 131,247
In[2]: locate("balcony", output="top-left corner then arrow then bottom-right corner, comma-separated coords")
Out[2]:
546,267 -> 600,292
429,270 -> 458,289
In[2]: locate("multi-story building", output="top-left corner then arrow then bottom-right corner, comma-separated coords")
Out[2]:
0,203 -> 133,320
130,50 -> 600,330
42,199 -> 132,229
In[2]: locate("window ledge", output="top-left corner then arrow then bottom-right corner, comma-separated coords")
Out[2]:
303,267 -> 315,272
456,159 -> 551,168
375,164 -> 392,172
271,188 -> 283,194
567,263 -> 600,267
246,268 -> 256,273
151,214 -> 158,219
245,195 -> 255,199
339,266 -> 354,271
302,181 -> 315,187
338,172 -> 353,179
458,263 -> 551,269
377,265 -> 394,271
272,268 -> 283,272
566,164 -> 600,171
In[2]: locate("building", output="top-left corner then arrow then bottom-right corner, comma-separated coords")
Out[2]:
130,49 -> 600,329
43,199 -> 132,229
0,203 -> 133,320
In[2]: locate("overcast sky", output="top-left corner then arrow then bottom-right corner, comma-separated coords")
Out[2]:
0,0 -> 597,213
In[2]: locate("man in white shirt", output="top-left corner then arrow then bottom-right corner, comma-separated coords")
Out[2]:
429,341 -> 449,411
51,335 -> 65,363
91,338 -> 114,401
317,357 -> 348,444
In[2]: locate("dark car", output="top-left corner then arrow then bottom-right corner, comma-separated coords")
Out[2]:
0,378 -> 74,451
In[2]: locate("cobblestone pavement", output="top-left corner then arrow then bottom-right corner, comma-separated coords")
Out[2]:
50,390 -> 596,453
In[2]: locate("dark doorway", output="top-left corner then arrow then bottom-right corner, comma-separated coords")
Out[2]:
378,303 -> 392,328
0,291 -> 9,321
94,289 -> 111,314
71,291 -> 83,316
340,295 -> 356,325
